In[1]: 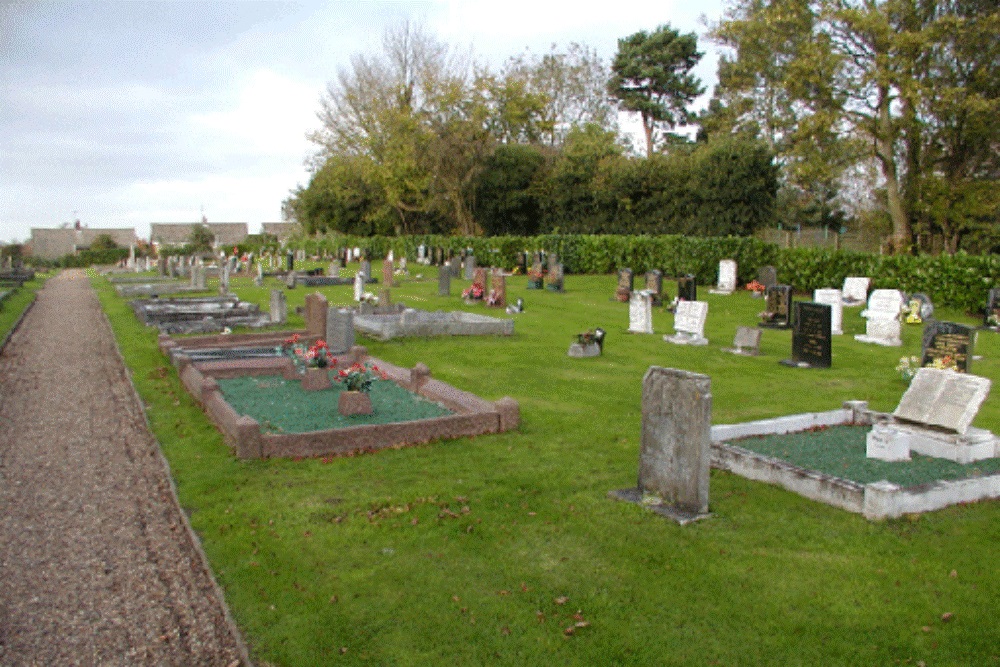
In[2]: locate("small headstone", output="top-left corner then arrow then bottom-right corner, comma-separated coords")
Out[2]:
645,270 -> 663,306
269,289 -> 287,324
894,368 -> 991,435
379,288 -> 391,306
464,255 -> 476,281
506,297 -> 524,315
610,367 -> 712,524
328,262 -> 340,279
758,266 -> 777,289
677,274 -> 697,302
353,271 -> 366,302
628,292 -> 654,334
615,269 -> 634,302
841,277 -> 870,306
285,271 -> 297,290
854,289 -> 904,346
760,285 -> 793,329
286,251 -> 294,272
781,302 -> 832,368
192,264 -> 206,290
664,300 -> 709,346
515,252 -> 528,275
709,259 -> 737,295
382,258 -> 394,288
438,266 -> 451,296
219,265 -> 230,295
904,293 -> 933,324
417,244 -> 427,263
813,288 -> 844,335
472,267 -> 487,295
722,326 -> 762,356
527,259 -> 544,289
158,257 -> 168,276
921,321 -> 974,373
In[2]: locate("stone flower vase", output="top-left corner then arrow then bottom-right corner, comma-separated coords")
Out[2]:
301,367 -> 332,391
338,390 -> 373,416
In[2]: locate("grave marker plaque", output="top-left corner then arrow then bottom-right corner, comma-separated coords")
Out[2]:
782,302 -> 832,368
723,326 -> 762,356
921,321 -> 974,373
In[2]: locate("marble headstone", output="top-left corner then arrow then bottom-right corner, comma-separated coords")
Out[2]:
854,289 -> 904,346
664,300 -> 709,346
812,288 -> 844,335
628,291 -> 654,334
709,259 -> 738,295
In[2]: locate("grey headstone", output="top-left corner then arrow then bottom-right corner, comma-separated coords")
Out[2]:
628,292 -> 653,334
438,266 -> 451,296
325,308 -> 355,354
464,255 -> 476,281
894,368 -> 990,435
758,266 -> 777,289
636,367 -> 712,519
726,326 -> 761,355
269,289 -> 287,324
285,271 -> 297,289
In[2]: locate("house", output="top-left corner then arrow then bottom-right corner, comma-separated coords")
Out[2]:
149,222 -> 249,251
260,222 -> 300,243
29,226 -> 138,260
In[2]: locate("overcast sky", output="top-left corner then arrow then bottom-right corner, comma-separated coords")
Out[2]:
1,0 -> 727,244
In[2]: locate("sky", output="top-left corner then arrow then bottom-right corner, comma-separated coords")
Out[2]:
1,0 -> 728,244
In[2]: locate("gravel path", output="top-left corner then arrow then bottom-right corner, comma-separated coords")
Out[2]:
0,270 -> 247,666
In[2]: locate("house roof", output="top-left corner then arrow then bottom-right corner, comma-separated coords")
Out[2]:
150,222 -> 248,247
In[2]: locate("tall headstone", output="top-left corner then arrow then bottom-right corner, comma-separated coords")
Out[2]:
515,252 -> 528,275
546,263 -> 564,292
921,321 -> 974,373
985,288 -> 1000,328
472,267 -> 487,293
326,308 -> 354,354
616,269 -> 634,302
255,262 -> 264,287
382,258 -> 394,288
359,260 -> 372,283
781,302 -> 832,368
304,292 -> 328,338
269,289 -> 287,324
286,250 -> 294,272
645,270 -> 663,306
449,256 -> 462,278
353,271 -> 366,302
664,300 -> 709,346
709,260 -> 738,295
127,244 -> 135,269
841,277 -> 870,306
328,262 -> 340,279
158,257 -> 168,276
628,292 -> 654,334
758,266 -> 778,290
489,270 -> 507,308
464,255 -> 476,281
611,367 -> 712,524
813,288 -> 844,335
219,264 -> 230,295
760,285 -> 793,329
854,289 -> 904,346
438,266 -> 451,296
677,274 -> 697,302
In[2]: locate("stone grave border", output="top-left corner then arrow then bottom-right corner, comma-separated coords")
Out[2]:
353,308 -> 514,340
160,334 -> 519,459
710,401 -> 1000,519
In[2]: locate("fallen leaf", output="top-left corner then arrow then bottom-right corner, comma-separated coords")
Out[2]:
536,610 -> 545,623
521,583 -> 529,592
498,590 -> 511,596
329,595 -> 338,604
949,569 -> 958,578
501,626 -> 511,636
563,626 -> 575,636
554,596 -> 568,605
452,595 -> 460,602
340,647 -> 348,654
922,626 -> 931,633
941,612 -> 954,623
575,621 -> 590,628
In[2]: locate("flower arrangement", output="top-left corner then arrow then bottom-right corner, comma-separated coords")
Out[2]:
746,280 -> 765,294
895,355 -> 921,383
929,354 -> 958,372
577,329 -> 598,346
527,267 -> 544,281
462,284 -> 485,300
337,362 -> 389,393
283,334 -> 336,370
485,289 -> 502,306
988,312 -> 1000,328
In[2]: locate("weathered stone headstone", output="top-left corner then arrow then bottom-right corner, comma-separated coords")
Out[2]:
359,260 -> 372,283
645,270 -> 663,306
664,300 -> 709,346
489,270 -> 507,308
723,326 -> 762,356
854,289 -> 904,346
758,266 -> 778,289
438,266 -> 451,296
192,264 -> 206,290
615,268 -> 633,302
985,288 -> 1000,328
382,258 -> 394,288
325,308 -> 354,354
841,277 -> 870,306
158,257 -> 168,276
628,291 -> 654,334
527,258 -> 544,289
353,271 -> 366,302
921,320 -> 974,373
255,263 -> 264,287
304,292 -> 328,338
379,288 -> 391,307
782,302 -> 832,368
546,263 -> 564,292
677,274 -> 697,302
464,255 -> 476,281
269,289 -> 287,324
328,262 -> 340,279
895,368 -> 991,435
472,267 -> 487,294
760,285 -> 793,329
284,271 -> 297,289
812,288 -> 844,335
709,259 -> 738,295
516,252 -> 528,275
219,265 -> 230,295
449,256 -> 462,278
610,367 -> 712,524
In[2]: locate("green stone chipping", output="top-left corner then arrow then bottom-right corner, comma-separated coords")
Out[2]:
730,425 -> 1000,487
216,374 -> 453,433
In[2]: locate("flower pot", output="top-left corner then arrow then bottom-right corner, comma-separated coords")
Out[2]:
301,367 -> 331,391
338,390 -> 373,416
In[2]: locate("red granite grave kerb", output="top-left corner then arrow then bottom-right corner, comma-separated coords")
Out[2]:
170,343 -> 519,459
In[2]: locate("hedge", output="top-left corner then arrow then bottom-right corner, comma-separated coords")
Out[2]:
284,234 -> 998,314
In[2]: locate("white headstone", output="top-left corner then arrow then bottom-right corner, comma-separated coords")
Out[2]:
894,368 -> 991,435
628,291 -> 654,334
842,277 -> 870,306
813,288 -> 844,335
854,289 -> 904,346
664,301 -> 709,346
353,271 -> 366,302
709,260 -> 737,295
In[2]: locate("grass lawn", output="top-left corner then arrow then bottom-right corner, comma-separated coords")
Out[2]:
92,265 -> 1000,666
0,272 -> 51,346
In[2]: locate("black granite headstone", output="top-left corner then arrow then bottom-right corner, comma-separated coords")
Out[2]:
921,320 -> 974,373
677,274 -> 697,302
760,285 -> 793,329
286,251 -> 294,272
516,252 -> 528,275
782,302 -> 832,368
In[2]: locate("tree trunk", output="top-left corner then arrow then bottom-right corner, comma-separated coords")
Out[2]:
642,112 -> 654,158
874,88 -> 912,253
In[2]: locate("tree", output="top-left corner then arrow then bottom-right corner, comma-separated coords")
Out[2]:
608,25 -> 704,157
474,144 -> 548,235
89,233 -> 118,251
188,224 -> 214,252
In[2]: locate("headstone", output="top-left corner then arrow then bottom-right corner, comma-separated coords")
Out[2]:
379,288 -> 391,307
905,293 -> 933,324
781,302 -> 832,368
841,277 -> 870,306
985,289 -> 1000,328
399,257 -> 407,274
219,265 -> 230,295
304,292 -> 328,338
191,264 -> 206,290
758,266 -> 777,289
269,289 -> 287,324
285,271 -> 297,289
546,263 -> 564,292
286,251 -> 294,272
628,292 -> 654,334
709,260 -> 737,295
664,300 -> 709,346
359,260 -> 372,283
921,321 -> 974,373
255,263 -> 264,287
353,271 -> 366,302
382,258 -> 394,288
813,288 -> 844,335
127,245 -> 135,268
438,266 -> 451,296
615,269 -> 634,302
324,308 -> 355,354
488,270 -> 507,308
527,259 -> 544,289
464,255 -> 476,281
472,267 -> 487,293
417,245 -> 427,263
677,274 -> 697,302
723,326 -> 762,356
645,270 -> 663,306
894,368 -> 991,435
328,262 -> 340,279
158,257 -> 168,276
611,367 -> 712,524
515,252 -> 528,275
854,289 -> 904,346
449,256 -> 462,278
760,285 -> 793,329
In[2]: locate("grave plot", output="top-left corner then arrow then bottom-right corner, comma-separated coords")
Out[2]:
353,307 -> 514,340
131,295 -> 272,334
167,342 -> 519,459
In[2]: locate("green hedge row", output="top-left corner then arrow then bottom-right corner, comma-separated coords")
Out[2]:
286,234 -> 998,313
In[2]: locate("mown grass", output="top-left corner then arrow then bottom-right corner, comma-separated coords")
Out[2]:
92,265 -> 1000,666
0,272 -> 52,345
